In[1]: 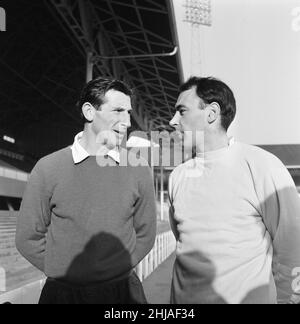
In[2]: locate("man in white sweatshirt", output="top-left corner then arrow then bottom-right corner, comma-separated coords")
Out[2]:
168,77 -> 300,304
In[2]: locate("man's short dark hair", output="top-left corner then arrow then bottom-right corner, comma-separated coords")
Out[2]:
77,77 -> 133,123
180,77 -> 236,131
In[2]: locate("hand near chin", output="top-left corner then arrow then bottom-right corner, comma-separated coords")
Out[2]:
96,130 -> 117,156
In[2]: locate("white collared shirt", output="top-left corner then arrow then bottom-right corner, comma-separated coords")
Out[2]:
71,132 -> 120,164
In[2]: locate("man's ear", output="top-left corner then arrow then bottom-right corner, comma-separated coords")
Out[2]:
82,102 -> 95,122
207,102 -> 221,125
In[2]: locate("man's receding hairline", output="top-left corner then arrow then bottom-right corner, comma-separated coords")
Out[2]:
96,88 -> 132,111
102,88 -> 132,104
179,86 -> 207,108
180,84 -> 197,93
104,88 -> 132,97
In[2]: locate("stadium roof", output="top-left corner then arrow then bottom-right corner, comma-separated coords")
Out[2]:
1,1 -> 299,169
0,0 -> 183,160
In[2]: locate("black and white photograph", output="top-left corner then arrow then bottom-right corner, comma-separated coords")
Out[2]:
0,0 -> 300,308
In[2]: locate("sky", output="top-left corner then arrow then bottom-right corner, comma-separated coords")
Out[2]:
172,0 -> 300,145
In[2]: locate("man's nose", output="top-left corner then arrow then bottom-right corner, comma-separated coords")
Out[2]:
126,112 -> 131,128
169,112 -> 180,129
121,112 -> 131,129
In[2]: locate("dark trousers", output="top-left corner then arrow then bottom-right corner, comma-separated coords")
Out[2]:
39,272 -> 148,304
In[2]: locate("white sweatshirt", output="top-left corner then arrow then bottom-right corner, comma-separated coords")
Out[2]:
169,141 -> 300,304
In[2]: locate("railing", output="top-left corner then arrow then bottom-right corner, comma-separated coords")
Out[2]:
136,231 -> 176,281
0,267 -> 5,293
0,278 -> 46,304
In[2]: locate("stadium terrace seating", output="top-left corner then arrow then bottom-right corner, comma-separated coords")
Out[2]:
0,212 -> 43,294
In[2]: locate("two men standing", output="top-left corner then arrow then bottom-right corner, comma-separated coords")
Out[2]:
16,76 -> 300,304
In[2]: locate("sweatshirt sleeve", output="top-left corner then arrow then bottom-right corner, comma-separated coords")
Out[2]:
260,161 -> 300,304
131,166 -> 157,267
15,160 -> 52,272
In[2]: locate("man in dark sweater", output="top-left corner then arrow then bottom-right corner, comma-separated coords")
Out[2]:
16,78 -> 157,304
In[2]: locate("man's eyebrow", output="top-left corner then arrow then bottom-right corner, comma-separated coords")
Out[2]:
175,104 -> 188,111
113,107 -> 133,112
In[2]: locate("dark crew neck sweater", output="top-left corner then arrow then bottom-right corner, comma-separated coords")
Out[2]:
16,147 -> 157,285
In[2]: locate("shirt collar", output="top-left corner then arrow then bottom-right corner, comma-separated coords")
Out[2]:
71,132 -> 120,164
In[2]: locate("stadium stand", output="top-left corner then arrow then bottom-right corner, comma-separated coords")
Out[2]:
0,211 -> 44,293
0,156 -> 44,297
